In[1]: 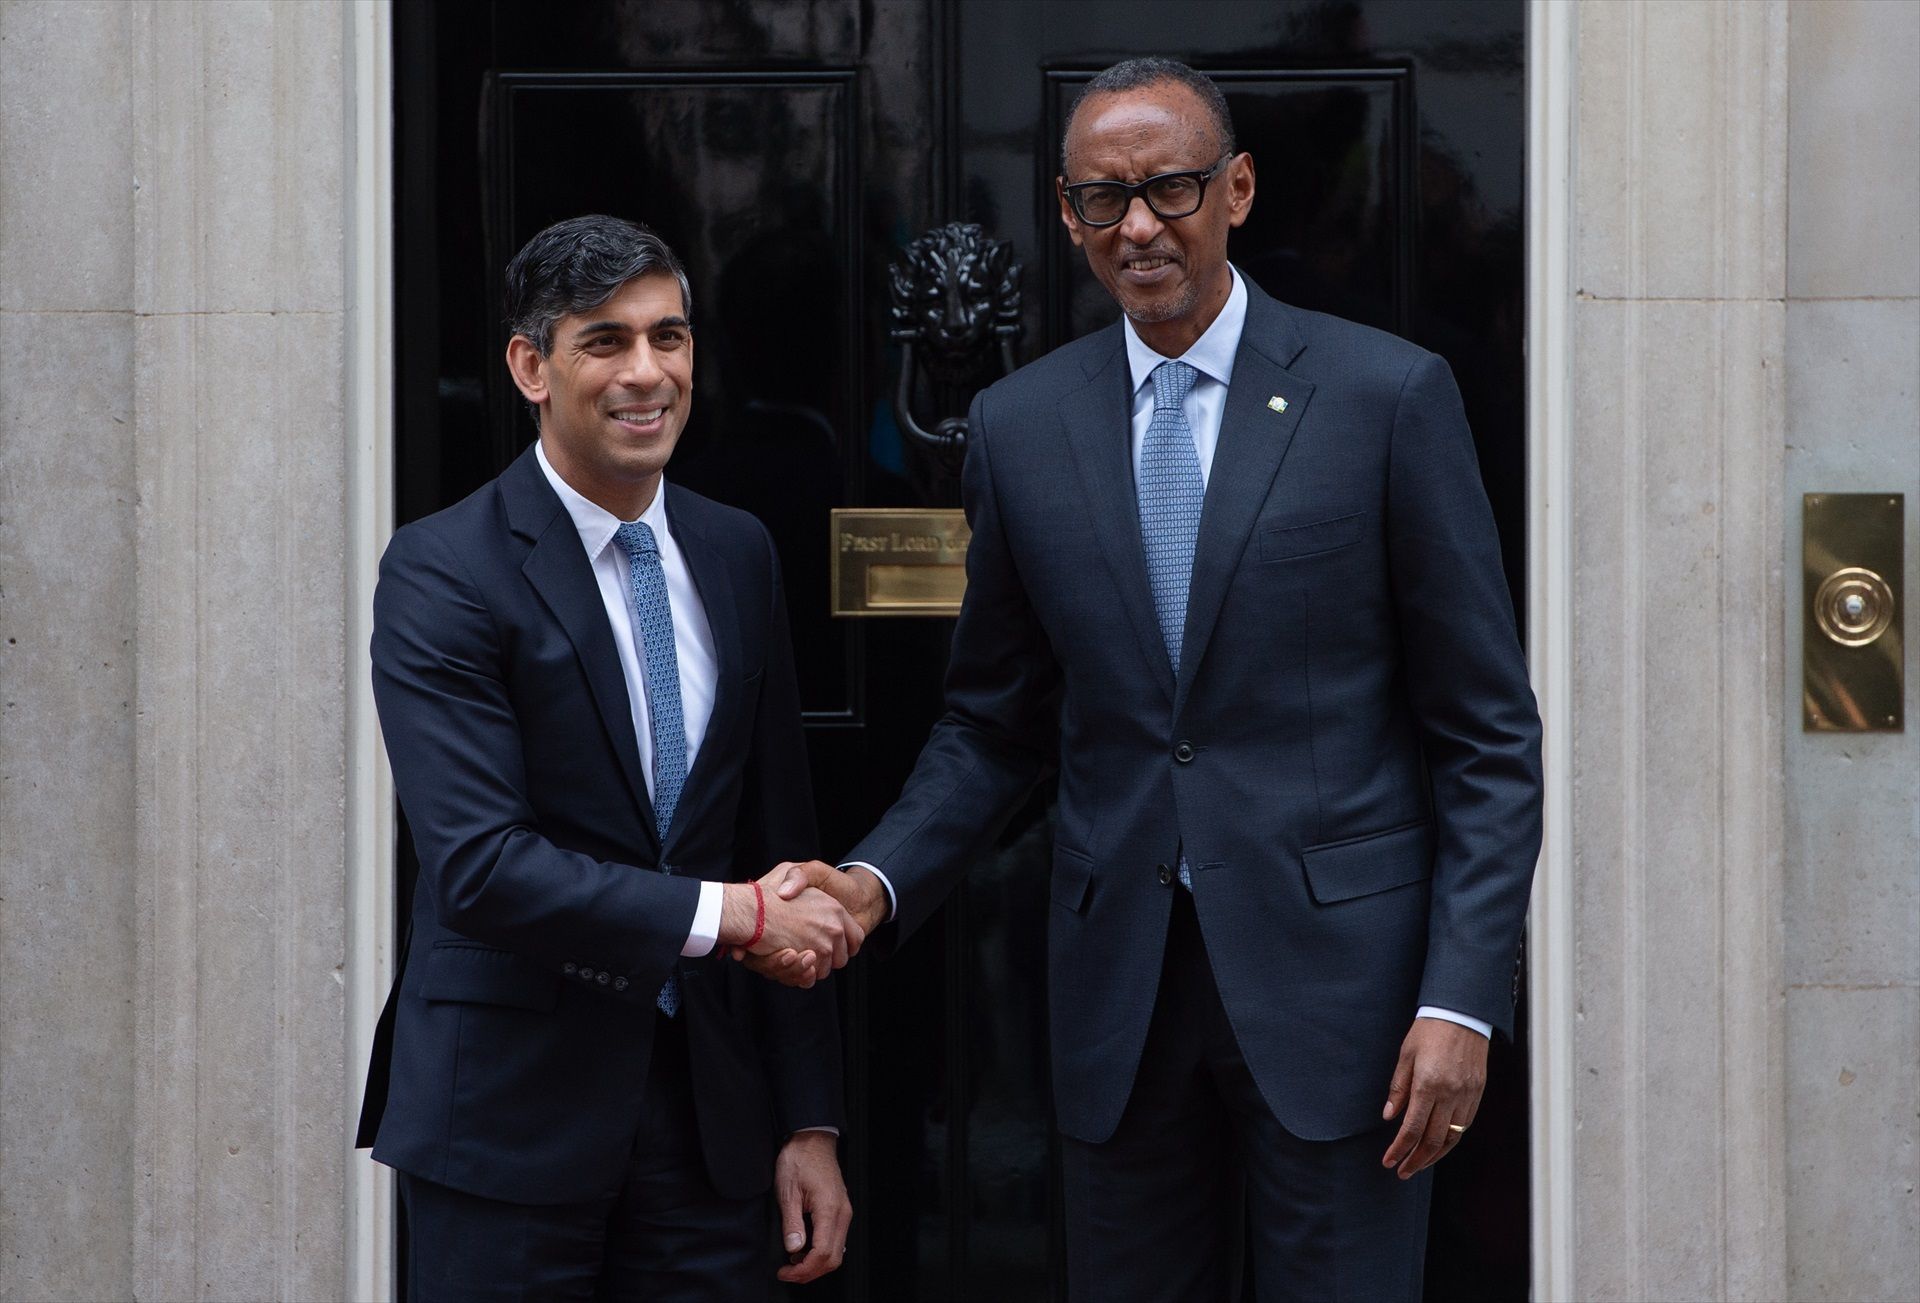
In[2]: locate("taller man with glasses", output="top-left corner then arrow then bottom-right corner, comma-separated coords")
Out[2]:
770,58 -> 1543,1299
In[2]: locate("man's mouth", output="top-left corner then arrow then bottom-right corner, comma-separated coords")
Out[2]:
609,406 -> 667,431
1119,252 -> 1181,282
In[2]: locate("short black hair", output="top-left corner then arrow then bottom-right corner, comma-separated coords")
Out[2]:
504,214 -> 692,357
1060,58 -> 1237,175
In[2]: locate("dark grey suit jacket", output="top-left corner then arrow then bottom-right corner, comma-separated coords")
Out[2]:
359,449 -> 841,1204
850,281 -> 1543,1146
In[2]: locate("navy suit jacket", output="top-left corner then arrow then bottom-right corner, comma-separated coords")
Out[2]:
358,448 -> 841,1205
850,281 -> 1543,1146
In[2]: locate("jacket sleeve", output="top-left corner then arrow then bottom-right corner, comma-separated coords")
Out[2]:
845,390 -> 1062,943
372,522 -> 701,1001
740,526 -> 845,1134
1386,352 -> 1544,1036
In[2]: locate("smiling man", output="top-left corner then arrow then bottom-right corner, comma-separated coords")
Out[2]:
358,215 -> 861,1300
773,59 -> 1543,1299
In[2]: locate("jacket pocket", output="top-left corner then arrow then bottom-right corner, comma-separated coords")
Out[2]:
1301,820 -> 1435,904
1051,844 -> 1094,914
419,941 -> 562,1011
1258,511 -> 1365,562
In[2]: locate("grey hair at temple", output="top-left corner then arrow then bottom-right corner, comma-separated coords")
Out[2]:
1059,57 -> 1238,176
504,214 -> 693,357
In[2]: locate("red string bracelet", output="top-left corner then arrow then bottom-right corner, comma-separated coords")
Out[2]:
745,880 -> 767,949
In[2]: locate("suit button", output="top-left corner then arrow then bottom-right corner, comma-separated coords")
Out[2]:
578,967 -> 595,981
1156,863 -> 1173,886
1173,741 -> 1195,763
613,976 -> 629,992
596,971 -> 610,985
562,962 -> 577,975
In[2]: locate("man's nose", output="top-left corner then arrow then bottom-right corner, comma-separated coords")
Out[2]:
616,339 -> 667,390
1115,194 -> 1165,246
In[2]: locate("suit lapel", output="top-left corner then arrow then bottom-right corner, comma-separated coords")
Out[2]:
503,450 -> 660,850
662,484 -> 743,848
1058,328 -> 1176,701
1174,292 -> 1314,715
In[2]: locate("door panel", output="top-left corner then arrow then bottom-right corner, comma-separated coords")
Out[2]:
393,3 -> 1527,1299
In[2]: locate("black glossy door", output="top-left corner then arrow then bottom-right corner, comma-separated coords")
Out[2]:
393,3 -> 1528,1299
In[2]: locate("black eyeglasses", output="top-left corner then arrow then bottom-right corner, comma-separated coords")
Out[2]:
1060,155 -> 1233,228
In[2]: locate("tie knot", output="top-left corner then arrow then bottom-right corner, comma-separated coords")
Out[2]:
1151,360 -> 1197,412
615,520 -> 659,559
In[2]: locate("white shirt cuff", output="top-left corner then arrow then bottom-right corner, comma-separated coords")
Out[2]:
838,861 -> 897,920
1416,1005 -> 1492,1038
682,880 -> 723,957
792,1126 -> 840,1138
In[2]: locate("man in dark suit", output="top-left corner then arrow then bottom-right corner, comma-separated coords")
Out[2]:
773,59 -> 1543,1299
358,215 -> 864,1300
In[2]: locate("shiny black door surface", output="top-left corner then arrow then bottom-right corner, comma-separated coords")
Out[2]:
393,3 -> 1528,1299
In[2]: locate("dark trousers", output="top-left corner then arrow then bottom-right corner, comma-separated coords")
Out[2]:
1062,888 -> 1433,1303
399,1012 -> 771,1303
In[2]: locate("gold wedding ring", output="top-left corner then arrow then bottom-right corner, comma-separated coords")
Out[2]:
1447,1123 -> 1468,1135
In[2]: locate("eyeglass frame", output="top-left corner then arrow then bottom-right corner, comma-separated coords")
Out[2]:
1058,154 -> 1236,229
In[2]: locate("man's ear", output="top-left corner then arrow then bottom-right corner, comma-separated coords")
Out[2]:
1225,153 -> 1256,230
505,335 -> 549,408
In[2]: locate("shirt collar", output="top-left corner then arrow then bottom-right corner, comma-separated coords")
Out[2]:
534,438 -> 670,561
1122,263 -> 1249,396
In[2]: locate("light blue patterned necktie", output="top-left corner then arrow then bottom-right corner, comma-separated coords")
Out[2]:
615,519 -> 688,1015
1137,359 -> 1204,890
1138,359 -> 1204,673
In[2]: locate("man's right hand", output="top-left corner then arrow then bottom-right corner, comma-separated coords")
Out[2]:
718,864 -> 865,988
733,862 -> 889,986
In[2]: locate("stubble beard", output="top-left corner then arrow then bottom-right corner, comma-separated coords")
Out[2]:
1115,267 -> 1202,326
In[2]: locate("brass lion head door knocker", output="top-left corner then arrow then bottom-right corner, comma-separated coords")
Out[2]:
888,222 -> 1024,470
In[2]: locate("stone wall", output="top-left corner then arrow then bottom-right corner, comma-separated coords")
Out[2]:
1781,2 -> 1920,1297
0,3 -> 355,1298
0,5 -> 139,1298
1562,1 -> 1918,1299
1566,2 -> 1789,1296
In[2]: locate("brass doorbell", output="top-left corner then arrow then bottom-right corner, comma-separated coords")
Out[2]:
1803,493 -> 1903,732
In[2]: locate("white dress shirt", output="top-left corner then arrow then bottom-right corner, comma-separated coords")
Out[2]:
1120,261 -> 1248,487
850,267 -> 1490,1040
535,442 -> 723,957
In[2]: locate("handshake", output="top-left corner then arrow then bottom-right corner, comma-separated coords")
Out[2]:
716,861 -> 890,988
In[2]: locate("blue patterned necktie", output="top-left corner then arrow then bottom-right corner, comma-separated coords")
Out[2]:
615,519 -> 688,1015
1138,359 -> 1204,673
1137,359 -> 1204,890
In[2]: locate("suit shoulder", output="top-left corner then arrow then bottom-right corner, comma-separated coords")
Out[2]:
977,323 -> 1123,412
383,476 -> 507,568
665,483 -> 767,539
1285,304 -> 1438,378
664,484 -> 776,567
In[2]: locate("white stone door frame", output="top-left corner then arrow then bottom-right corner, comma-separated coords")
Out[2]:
345,2 -> 397,1299
338,2 -> 1581,1295
1525,1 -> 1576,1299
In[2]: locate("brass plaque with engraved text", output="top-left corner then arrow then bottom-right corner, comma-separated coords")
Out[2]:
831,509 -> 971,617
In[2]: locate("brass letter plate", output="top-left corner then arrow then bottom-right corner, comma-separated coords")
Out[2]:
830,508 -> 971,617
1804,493 -> 1903,731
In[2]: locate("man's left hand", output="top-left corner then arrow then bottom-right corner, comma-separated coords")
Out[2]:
1379,1017 -> 1488,1179
773,1130 -> 851,1284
